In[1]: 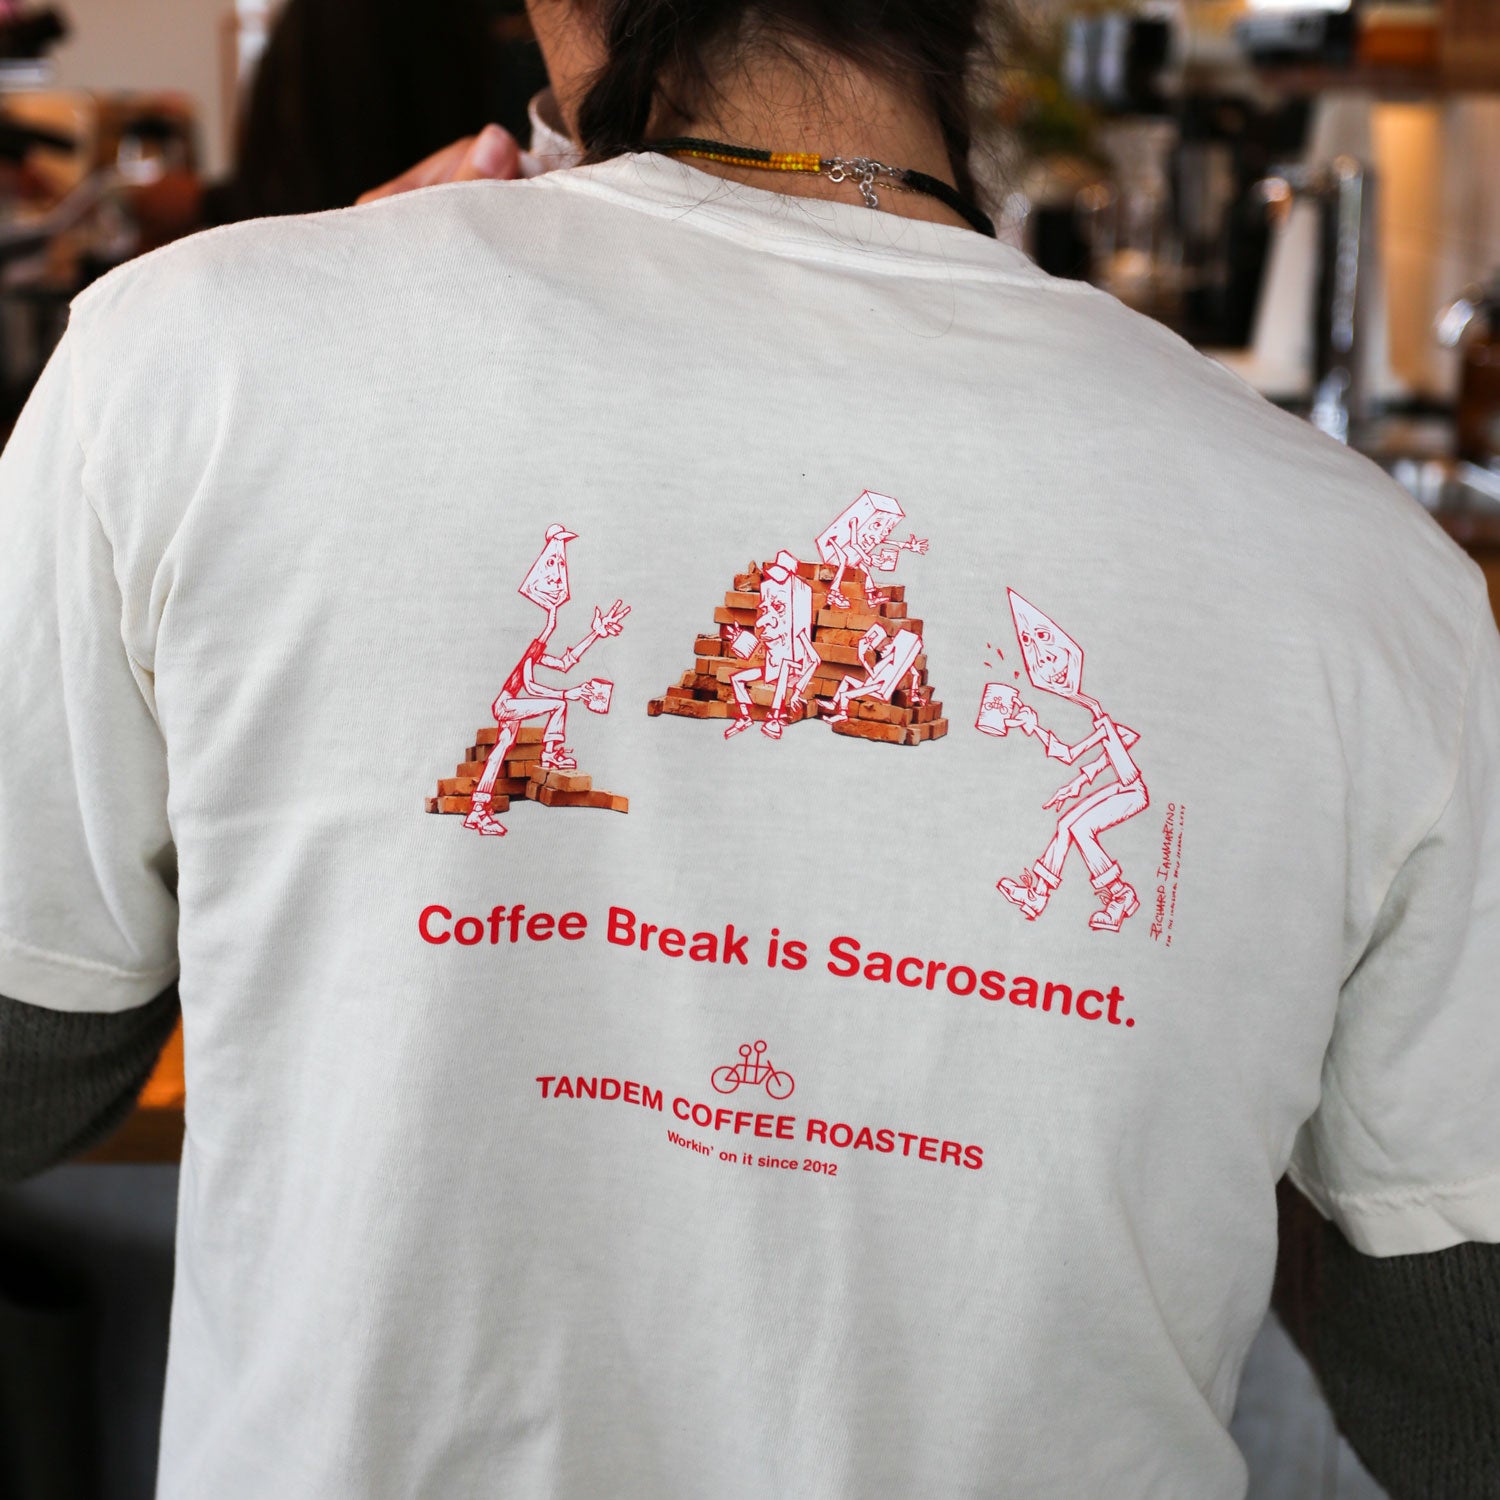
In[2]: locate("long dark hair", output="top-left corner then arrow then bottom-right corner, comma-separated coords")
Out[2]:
210,0 -> 527,222
572,0 -> 999,201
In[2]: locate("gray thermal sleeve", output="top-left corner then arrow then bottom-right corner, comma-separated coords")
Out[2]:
0,984 -> 180,1184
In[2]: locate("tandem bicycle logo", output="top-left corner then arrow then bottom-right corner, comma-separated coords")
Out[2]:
533,1039 -> 984,1176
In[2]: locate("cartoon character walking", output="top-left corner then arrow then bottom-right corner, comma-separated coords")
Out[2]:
979,589 -> 1148,932
822,621 -> 927,724
814,490 -> 928,609
464,524 -> 629,836
724,549 -> 818,741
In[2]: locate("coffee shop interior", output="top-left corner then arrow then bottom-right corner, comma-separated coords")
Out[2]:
0,0 -> 1497,1496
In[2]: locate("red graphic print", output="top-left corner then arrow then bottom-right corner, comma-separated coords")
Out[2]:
458,526 -> 629,835
814,490 -> 928,610
979,589 -> 1149,933
823,622 -> 928,725
724,550 -> 819,741
648,490 -> 948,747
711,1041 -> 796,1100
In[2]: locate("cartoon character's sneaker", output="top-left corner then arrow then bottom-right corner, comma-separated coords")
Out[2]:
866,586 -> 888,606
998,871 -> 1049,920
760,715 -> 785,741
723,714 -> 752,740
826,590 -> 852,610
540,745 -> 577,770
1088,881 -> 1139,933
463,803 -> 507,837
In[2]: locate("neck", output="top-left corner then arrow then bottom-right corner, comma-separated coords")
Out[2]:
652,44 -> 970,231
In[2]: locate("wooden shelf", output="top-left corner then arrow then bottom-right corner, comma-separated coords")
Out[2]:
1255,61 -> 1500,97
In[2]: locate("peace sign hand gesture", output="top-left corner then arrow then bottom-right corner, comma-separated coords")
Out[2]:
593,600 -> 630,638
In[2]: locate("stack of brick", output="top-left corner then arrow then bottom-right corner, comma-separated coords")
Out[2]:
425,724 -> 629,817
647,560 -> 948,746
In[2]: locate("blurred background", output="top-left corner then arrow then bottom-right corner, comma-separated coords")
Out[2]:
2,1 -> 1497,1496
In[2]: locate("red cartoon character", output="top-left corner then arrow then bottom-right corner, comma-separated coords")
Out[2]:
822,621 -> 926,725
814,489 -> 927,610
725,549 -> 818,742
464,525 -> 629,836
982,589 -> 1148,932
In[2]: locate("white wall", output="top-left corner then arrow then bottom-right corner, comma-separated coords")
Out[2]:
48,0 -> 233,176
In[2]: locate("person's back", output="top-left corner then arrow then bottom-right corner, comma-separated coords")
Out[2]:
2,4 -> 1498,1496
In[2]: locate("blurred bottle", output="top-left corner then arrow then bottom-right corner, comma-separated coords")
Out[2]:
1438,275 -> 1500,467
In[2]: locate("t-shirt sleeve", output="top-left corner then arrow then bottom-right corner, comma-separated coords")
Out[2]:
1288,596 -> 1500,1256
0,329 -> 178,1012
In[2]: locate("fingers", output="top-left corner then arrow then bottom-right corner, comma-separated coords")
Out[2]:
356,124 -> 521,205
452,124 -> 522,183
357,137 -> 474,204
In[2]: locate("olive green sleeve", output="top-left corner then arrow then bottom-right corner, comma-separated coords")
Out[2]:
1274,1178 -> 1500,1498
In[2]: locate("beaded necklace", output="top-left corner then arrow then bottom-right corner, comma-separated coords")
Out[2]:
646,135 -> 996,238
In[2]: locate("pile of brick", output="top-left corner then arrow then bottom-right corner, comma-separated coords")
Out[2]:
647,560 -> 948,746
425,725 -> 629,818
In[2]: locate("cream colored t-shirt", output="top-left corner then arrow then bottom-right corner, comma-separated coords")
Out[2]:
2,152 -> 1498,1499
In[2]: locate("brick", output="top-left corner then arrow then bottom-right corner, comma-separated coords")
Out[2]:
724,590 -> 760,609
694,638 -> 723,658
527,769 -> 593,793
659,697 -> 732,719
831,719 -> 907,744
455,763 -> 528,791
532,784 -> 627,810
713,605 -> 757,627
438,776 -> 477,796
814,641 -> 868,667
435,793 -> 511,814
930,719 -> 949,739
474,725 -> 544,747
817,608 -> 884,631
424,796 -> 440,813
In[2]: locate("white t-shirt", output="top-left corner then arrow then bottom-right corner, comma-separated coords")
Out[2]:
2,151 -> 1498,1499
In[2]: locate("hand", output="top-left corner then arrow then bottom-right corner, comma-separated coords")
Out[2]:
593,600 -> 630,637
1043,774 -> 1088,811
905,534 -> 929,554
1010,703 -> 1038,734
356,124 -> 522,205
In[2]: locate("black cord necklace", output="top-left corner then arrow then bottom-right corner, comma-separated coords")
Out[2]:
645,136 -> 996,238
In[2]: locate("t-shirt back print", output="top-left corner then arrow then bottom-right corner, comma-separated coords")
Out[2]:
422,488 -> 1177,945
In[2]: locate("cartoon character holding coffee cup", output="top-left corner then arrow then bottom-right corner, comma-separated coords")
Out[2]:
464,524 -> 629,836
724,549 -> 819,741
814,490 -> 928,610
977,589 -> 1148,932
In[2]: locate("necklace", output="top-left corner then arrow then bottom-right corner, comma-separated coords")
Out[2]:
646,135 -> 996,238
